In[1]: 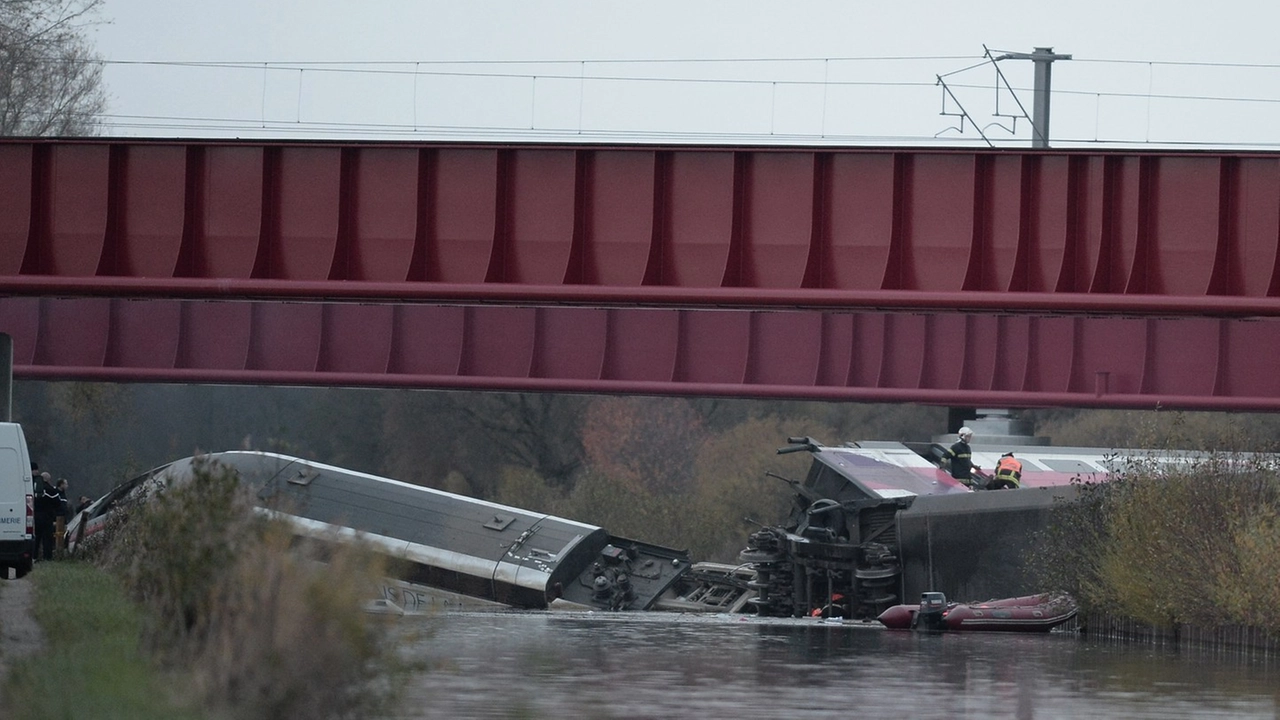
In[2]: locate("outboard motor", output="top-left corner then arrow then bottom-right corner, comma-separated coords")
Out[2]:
911,591 -> 949,632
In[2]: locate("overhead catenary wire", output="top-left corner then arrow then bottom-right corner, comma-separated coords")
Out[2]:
100,55 -> 1280,69
93,56 -> 1280,104
78,53 -> 1280,148
101,54 -> 979,67
92,111 -> 1280,152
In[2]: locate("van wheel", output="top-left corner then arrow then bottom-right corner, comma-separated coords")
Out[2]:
14,560 -> 32,579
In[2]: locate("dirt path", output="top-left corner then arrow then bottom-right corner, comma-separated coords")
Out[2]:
0,574 -> 45,704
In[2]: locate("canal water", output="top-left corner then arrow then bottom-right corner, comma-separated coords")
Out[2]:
389,610 -> 1280,719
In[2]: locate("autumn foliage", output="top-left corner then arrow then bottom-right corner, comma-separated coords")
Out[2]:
581,396 -> 706,495
1032,448 -> 1280,632
504,397 -> 835,562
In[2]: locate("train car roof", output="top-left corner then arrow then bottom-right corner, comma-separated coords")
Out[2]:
168,451 -> 605,567
808,438 -> 1239,499
808,440 -> 1245,499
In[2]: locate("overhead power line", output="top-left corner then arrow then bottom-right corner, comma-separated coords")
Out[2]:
83,52 -> 1280,149
102,55 -> 978,67
100,55 -> 1280,70
93,111 -> 1280,152
97,56 -> 1280,104
1076,57 -> 1280,69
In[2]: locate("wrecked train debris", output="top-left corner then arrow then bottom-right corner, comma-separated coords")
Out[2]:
67,433 -> 1123,618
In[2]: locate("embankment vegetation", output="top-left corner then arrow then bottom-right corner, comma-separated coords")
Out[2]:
1031,417 -> 1280,633
6,459 -> 410,720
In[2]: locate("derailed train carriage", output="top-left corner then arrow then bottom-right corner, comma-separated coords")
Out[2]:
737,436 -> 1102,619
66,451 -> 726,613
67,432 -> 1122,617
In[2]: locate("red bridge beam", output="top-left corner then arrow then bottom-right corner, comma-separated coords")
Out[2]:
3,296 -> 1279,412
5,276 -> 1280,318
5,140 -> 1280,315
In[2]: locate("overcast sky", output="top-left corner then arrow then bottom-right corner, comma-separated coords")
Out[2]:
89,1 -> 1280,149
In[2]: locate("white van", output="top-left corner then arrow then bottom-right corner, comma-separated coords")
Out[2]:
0,422 -> 34,579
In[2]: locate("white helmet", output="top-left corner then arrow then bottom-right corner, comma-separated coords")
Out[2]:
958,426 -> 974,441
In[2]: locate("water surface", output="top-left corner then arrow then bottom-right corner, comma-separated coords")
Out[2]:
391,611 -> 1280,719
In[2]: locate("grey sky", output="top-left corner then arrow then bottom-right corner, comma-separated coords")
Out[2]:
90,1 -> 1280,148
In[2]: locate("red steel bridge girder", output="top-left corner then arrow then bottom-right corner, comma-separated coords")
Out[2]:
2,296 -> 1278,411
5,140 -> 1280,314
6,139 -> 1280,410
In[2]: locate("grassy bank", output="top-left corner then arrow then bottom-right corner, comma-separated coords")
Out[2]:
4,562 -> 205,720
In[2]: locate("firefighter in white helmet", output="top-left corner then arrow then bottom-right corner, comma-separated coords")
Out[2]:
943,426 -> 980,487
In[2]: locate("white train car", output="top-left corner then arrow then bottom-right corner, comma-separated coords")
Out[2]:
66,451 -> 699,613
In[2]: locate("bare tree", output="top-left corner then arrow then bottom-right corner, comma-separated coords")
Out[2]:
0,0 -> 106,136
442,392 -> 588,490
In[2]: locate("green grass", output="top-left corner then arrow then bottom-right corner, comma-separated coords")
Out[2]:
4,561 -> 205,720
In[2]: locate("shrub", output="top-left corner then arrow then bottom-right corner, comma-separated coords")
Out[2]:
96,456 -> 409,719
1032,449 -> 1280,630
188,521 -> 402,720
101,459 -> 257,648
1027,474 -> 1117,613
1219,506 -> 1280,628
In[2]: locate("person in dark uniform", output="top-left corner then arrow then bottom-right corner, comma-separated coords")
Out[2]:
943,427 -> 980,487
990,452 -> 1022,490
33,471 -> 63,560
54,478 -> 72,550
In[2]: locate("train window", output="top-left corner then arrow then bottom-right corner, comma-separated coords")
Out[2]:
808,462 -> 861,500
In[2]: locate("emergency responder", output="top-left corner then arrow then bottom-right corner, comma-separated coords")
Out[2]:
990,451 -> 1022,490
54,478 -> 71,550
33,471 -> 63,560
943,427 -> 979,486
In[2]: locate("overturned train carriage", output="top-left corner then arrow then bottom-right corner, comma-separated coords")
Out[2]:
741,437 -> 1088,620
68,451 -> 695,613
